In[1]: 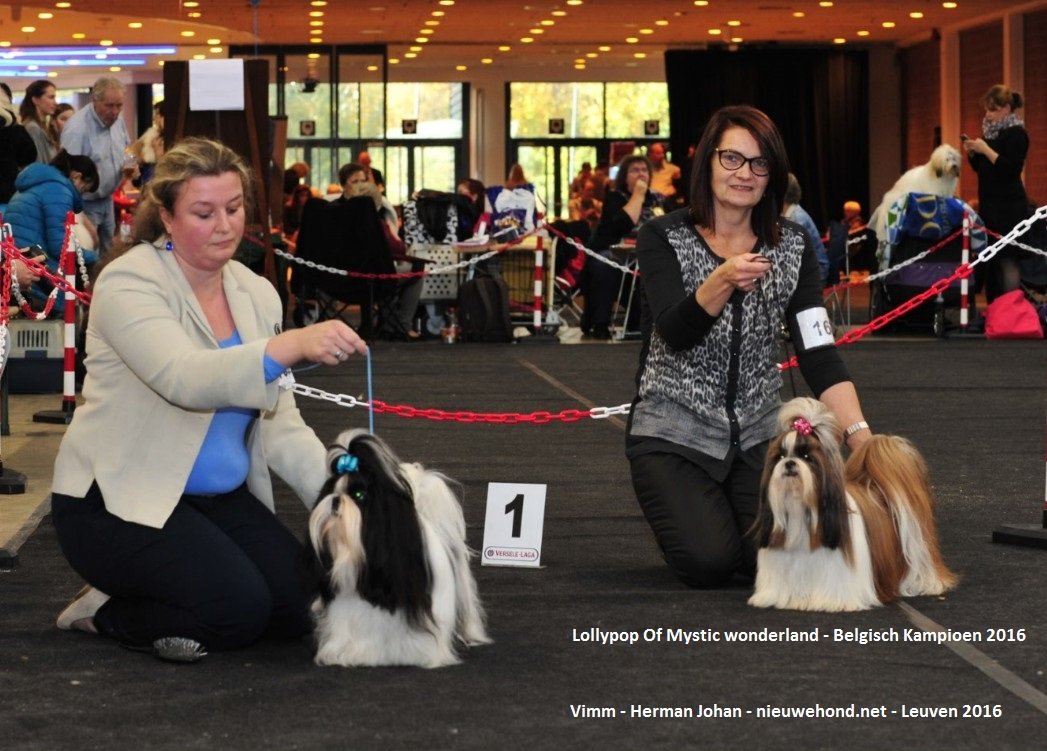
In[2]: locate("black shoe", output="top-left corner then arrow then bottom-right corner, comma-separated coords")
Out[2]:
583,326 -> 613,341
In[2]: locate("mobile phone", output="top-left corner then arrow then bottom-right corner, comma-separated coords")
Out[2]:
960,133 -> 970,141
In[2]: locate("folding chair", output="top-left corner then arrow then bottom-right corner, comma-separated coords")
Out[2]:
290,196 -> 397,339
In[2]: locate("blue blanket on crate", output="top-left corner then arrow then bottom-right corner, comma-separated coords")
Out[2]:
885,192 -> 985,250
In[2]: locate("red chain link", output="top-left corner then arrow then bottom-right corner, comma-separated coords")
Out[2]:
369,400 -> 592,424
1,236 -> 92,307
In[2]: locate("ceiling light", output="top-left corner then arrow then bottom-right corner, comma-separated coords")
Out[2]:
99,38 -> 112,45
367,65 -> 378,71
309,11 -> 324,17
310,21 -> 323,26
425,20 -> 440,26
307,53 -> 320,59
598,45 -> 611,52
431,11 -> 444,17
414,37 -> 428,43
633,52 -> 646,59
574,64 -> 586,70
180,31 -> 195,37
207,38 -> 221,45
72,33 -> 86,39
833,38 -> 846,44
498,45 -> 511,52
694,0 -> 709,6
389,58 -> 400,64
586,52 -> 597,58
409,45 -> 422,52
21,26 -> 37,33
552,10 -> 566,16
708,29 -> 722,36
187,12 -> 201,18
38,12 -> 55,19
192,55 -> 204,60
481,57 -> 493,64
943,2 -> 958,8
655,20 -> 669,26
184,1 -> 199,6
56,2 -> 72,8
731,37 -> 743,43
639,28 -> 654,34
727,20 -> 741,27
209,47 -> 222,53
311,1 -> 328,5
520,37 -> 534,43
310,38 -> 323,44
129,22 -> 143,29
910,12 -> 924,18
793,12 -> 805,18
456,65 -> 467,71
0,42 -> 10,47
625,37 -> 638,43
438,0 -> 455,5
404,52 -> 417,58
819,1 -> 834,6
420,28 -> 435,34
857,29 -> 870,36
529,28 -> 544,35
109,66 -> 122,72
882,21 -> 896,28
566,0 -> 583,6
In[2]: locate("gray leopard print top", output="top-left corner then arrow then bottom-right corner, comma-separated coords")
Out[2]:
629,210 -> 840,459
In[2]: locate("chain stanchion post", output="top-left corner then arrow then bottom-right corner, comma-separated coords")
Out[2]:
533,233 -> 544,333
992,420 -> 1047,550
33,213 -> 77,425
960,210 -> 970,331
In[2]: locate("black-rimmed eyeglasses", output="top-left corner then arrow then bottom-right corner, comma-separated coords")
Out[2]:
715,149 -> 770,177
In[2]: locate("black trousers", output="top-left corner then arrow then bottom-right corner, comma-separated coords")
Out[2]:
629,446 -> 764,588
52,483 -> 315,651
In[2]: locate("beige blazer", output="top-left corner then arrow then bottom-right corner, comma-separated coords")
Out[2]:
51,241 -> 328,529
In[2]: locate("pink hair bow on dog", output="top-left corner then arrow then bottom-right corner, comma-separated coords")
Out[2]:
792,417 -> 813,436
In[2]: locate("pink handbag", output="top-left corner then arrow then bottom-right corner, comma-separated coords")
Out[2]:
984,289 -> 1045,339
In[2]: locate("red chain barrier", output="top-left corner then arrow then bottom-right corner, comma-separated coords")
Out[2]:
368,400 -> 594,424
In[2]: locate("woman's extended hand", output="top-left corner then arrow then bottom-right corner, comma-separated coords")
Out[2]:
266,319 -> 369,368
721,252 -> 773,293
12,259 -> 40,288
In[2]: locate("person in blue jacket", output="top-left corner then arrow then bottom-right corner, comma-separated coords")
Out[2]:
4,149 -> 99,314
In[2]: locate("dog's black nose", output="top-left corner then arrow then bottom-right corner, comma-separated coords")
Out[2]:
783,459 -> 797,475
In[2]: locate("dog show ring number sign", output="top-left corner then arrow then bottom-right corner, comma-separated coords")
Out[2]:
481,483 -> 546,568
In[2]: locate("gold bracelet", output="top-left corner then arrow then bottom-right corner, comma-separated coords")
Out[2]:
844,420 -> 870,439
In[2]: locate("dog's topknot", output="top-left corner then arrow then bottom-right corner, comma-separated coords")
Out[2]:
776,397 -> 842,448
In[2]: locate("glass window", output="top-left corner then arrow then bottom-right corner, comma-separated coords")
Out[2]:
385,82 -> 463,138
284,53 -> 331,139
510,83 -> 604,138
605,82 -> 670,138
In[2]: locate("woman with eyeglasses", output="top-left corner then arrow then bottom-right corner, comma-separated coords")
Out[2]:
626,105 -> 870,589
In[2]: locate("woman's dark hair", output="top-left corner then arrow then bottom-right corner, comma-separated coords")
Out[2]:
19,80 -> 54,127
612,154 -> 654,192
688,105 -> 789,246
457,178 -> 486,216
50,149 -> 99,193
337,161 -> 366,187
981,84 -> 1023,112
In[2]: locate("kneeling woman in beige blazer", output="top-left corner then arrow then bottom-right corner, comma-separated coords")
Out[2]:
51,137 -> 368,656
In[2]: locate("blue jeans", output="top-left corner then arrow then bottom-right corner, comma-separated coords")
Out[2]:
52,483 -> 315,650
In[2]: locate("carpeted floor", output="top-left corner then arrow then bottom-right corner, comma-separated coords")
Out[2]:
2,336 -> 1045,750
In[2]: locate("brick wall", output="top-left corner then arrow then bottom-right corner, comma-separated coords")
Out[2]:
1023,9 -> 1047,206
959,22 -> 1003,206
902,40 -> 940,171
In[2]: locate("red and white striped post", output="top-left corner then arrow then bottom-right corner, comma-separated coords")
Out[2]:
532,233 -> 544,332
959,209 -> 970,330
33,213 -> 77,425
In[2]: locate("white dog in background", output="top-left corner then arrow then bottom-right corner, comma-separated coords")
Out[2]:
869,144 -> 962,244
308,429 -> 491,668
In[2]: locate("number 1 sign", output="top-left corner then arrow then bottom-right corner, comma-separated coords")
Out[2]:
481,483 -> 546,568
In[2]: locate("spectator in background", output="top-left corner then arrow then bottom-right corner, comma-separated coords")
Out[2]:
647,143 -> 682,205
781,173 -> 829,284
0,82 -> 38,204
843,200 -> 865,232
963,84 -> 1032,302
60,77 -> 131,254
48,103 -> 75,146
20,79 -> 59,164
570,162 -> 593,196
4,149 -> 100,315
358,151 -> 384,192
568,179 -> 603,224
456,178 -> 487,235
131,100 -> 165,185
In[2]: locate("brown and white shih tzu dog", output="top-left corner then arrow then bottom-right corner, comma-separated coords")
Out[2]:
749,397 -> 957,612
308,429 -> 491,668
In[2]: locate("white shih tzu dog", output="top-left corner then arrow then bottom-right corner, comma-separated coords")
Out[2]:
749,398 -> 957,612
869,143 -> 962,243
308,429 -> 491,668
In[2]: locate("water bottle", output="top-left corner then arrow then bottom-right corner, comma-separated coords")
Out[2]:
442,308 -> 459,344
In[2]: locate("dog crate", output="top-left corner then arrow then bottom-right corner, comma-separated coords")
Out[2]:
5,319 -> 64,393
